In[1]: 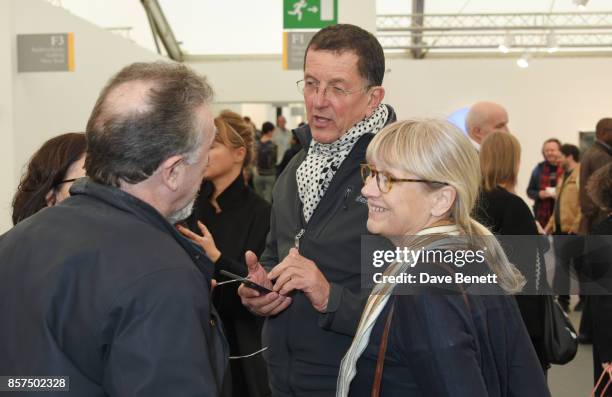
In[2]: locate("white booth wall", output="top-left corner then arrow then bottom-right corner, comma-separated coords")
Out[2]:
0,0 -> 166,232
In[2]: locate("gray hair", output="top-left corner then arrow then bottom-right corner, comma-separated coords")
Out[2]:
85,62 -> 213,187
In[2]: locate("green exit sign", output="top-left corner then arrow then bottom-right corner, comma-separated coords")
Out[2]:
284,0 -> 337,29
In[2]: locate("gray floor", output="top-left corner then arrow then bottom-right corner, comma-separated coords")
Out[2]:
548,301 -> 595,397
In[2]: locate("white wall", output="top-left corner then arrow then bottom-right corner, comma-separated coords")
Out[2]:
188,54 -> 612,207
0,0 -> 167,233
0,0 -> 16,229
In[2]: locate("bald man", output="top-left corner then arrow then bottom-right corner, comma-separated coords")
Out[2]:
0,63 -> 227,396
465,101 -> 510,150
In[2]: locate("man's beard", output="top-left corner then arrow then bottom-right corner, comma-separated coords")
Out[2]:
167,199 -> 196,224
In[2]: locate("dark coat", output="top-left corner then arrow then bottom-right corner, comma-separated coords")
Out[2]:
473,187 -> 549,367
587,215 -> 612,385
0,179 -> 228,396
579,141 -> 612,233
260,105 -> 396,396
188,175 -> 271,397
350,291 -> 550,397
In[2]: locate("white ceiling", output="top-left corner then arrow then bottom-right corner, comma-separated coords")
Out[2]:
56,0 -> 612,55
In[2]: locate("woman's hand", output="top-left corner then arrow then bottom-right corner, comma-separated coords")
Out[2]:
177,221 -> 222,263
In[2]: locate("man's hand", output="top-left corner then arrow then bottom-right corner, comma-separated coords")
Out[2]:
538,190 -> 549,199
268,248 -> 330,313
237,251 -> 292,316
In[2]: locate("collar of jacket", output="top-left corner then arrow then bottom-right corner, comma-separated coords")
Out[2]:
198,173 -> 248,212
70,177 -> 215,281
595,139 -> 612,155
292,104 -> 397,149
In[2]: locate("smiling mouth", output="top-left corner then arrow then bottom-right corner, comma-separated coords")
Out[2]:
369,204 -> 388,213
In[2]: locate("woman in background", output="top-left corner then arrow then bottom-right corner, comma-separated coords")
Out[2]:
474,131 -> 549,373
337,119 -> 549,396
12,132 -> 86,225
178,110 -> 271,397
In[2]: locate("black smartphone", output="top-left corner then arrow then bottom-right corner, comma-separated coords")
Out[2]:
219,270 -> 273,295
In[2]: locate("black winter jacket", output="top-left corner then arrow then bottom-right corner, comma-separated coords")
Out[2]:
260,105 -> 396,396
0,179 -> 228,396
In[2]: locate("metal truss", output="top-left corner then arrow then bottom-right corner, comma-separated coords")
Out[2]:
377,12 -> 612,55
377,12 -> 612,32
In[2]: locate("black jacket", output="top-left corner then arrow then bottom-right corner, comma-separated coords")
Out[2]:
188,175 -> 271,397
351,292 -> 550,396
260,105 -> 396,396
0,179 -> 228,396
589,216 -> 612,371
473,187 -> 548,367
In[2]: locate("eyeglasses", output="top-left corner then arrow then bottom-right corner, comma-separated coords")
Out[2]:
360,164 -> 449,193
296,79 -> 370,101
53,177 -> 79,188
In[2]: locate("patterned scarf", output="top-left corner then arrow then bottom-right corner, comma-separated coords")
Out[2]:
536,162 -> 564,227
296,104 -> 389,223
336,225 -> 462,397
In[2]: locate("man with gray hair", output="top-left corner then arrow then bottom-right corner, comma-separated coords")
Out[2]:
465,101 -> 510,150
0,62 -> 227,396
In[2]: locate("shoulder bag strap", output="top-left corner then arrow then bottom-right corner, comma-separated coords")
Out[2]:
372,300 -> 395,397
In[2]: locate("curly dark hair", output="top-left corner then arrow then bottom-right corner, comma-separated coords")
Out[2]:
12,133 -> 86,225
587,163 -> 612,212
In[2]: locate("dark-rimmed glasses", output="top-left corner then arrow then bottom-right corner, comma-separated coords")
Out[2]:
360,164 -> 449,193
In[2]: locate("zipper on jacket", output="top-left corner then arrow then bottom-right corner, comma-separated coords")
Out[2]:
294,228 -> 305,252
342,186 -> 353,210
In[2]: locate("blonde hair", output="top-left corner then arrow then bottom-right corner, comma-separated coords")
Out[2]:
480,132 -> 521,192
214,110 -> 255,167
367,119 -> 525,293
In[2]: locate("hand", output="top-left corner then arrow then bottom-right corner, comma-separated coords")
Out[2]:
603,362 -> 612,372
538,190 -> 549,199
177,221 -> 221,263
544,223 -> 553,235
238,251 -> 292,316
268,248 -> 330,313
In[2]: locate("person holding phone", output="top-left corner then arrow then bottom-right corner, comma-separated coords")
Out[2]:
237,24 -> 397,396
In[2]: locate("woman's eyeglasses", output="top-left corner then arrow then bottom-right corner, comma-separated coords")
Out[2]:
360,164 -> 449,193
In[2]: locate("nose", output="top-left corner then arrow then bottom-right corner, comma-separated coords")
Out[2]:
361,175 -> 380,199
312,86 -> 329,108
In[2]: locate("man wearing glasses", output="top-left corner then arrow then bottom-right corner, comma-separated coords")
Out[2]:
238,24 -> 396,396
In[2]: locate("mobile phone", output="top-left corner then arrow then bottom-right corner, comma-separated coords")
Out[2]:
219,270 -> 273,295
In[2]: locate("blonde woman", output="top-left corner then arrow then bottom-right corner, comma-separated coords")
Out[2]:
178,110 -> 271,397
474,131 -> 549,372
337,120 -> 549,396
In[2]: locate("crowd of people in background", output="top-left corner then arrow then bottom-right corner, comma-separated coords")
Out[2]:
1,23 -> 611,397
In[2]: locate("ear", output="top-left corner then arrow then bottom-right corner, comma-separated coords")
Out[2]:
430,186 -> 456,217
232,146 -> 247,164
159,154 -> 185,192
45,189 -> 57,207
365,86 -> 385,118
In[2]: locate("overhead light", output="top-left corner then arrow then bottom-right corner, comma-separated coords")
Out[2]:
517,52 -> 530,68
498,33 -> 514,53
546,31 -> 559,53
573,0 -> 589,9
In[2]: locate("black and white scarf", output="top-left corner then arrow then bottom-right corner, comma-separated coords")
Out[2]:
296,104 -> 389,222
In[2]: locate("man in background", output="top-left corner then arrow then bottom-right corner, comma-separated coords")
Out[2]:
273,114 -> 291,165
465,101 -> 510,151
527,138 -> 564,228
